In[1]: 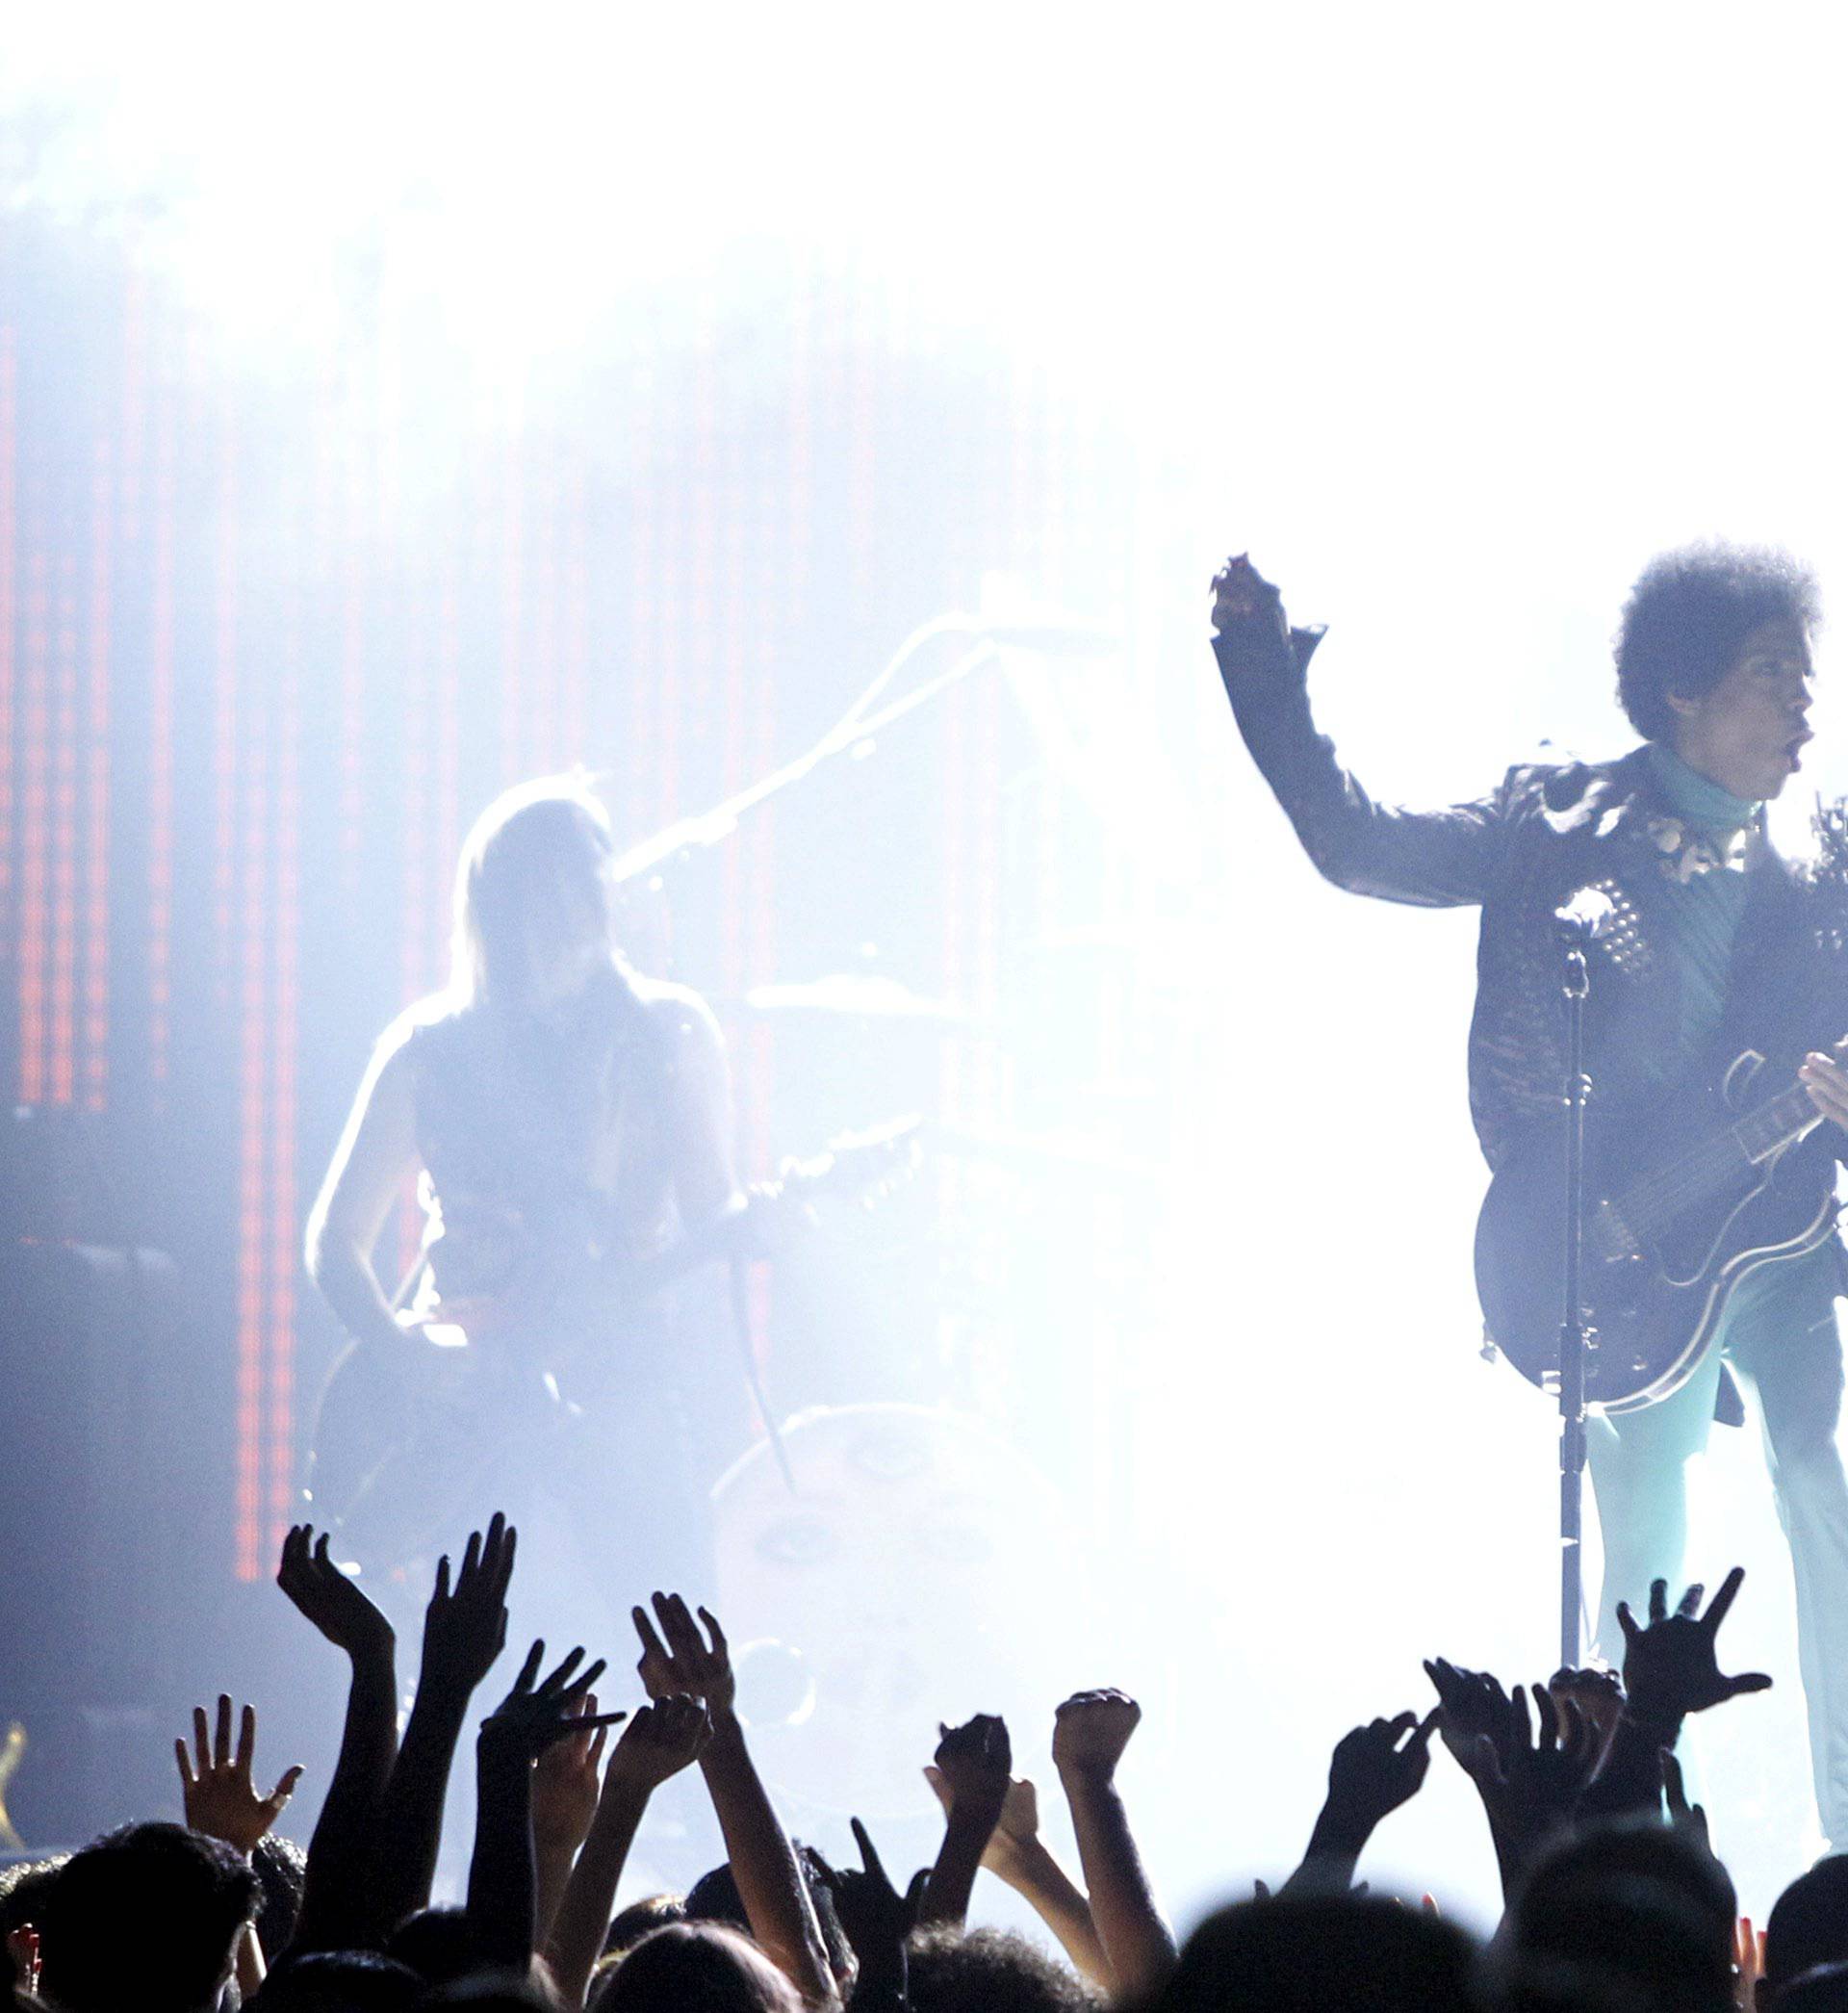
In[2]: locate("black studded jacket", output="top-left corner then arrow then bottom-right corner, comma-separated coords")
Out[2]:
1213,621 -> 1848,1176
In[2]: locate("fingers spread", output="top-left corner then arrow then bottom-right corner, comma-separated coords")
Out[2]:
851,1815 -> 886,1879
1704,1564 -> 1747,1633
631,1605 -> 668,1665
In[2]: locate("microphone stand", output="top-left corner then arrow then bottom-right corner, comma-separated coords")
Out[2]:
1557,915 -> 1594,1668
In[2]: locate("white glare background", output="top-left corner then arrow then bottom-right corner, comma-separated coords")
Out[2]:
12,0 -> 1848,1929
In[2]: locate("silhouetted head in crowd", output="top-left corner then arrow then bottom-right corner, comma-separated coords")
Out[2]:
1499,1820 -> 1734,2013
33,1822 -> 261,2013
1779,1964 -> 1848,2013
904,1924 -> 1099,2013
251,1949 -> 424,2013
602,1895 -> 688,1959
420,1974 -> 557,2013
1154,1895 -> 1476,2013
250,1835 -> 307,1967
588,1923 -> 801,2013
1493,1956 -> 1655,2013
387,1905 -> 494,1988
1766,1859 -> 1848,2006
1512,1818 -> 1735,1942
685,1852 -> 854,1992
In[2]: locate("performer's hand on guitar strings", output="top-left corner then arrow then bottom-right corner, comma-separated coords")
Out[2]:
1798,1044 -> 1848,1130
419,1510 -> 518,1697
631,1591 -> 736,1718
1614,1566 -> 1772,1728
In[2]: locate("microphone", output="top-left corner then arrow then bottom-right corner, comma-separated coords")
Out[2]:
1554,886 -> 1617,942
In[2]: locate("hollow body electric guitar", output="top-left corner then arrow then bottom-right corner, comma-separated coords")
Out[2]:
1475,1044 -> 1841,1414
306,1122 -> 918,1575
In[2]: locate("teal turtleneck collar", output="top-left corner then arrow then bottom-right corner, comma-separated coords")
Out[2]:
1645,739 -> 1761,836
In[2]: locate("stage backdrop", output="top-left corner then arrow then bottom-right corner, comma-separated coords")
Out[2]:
0,209 -> 1154,1601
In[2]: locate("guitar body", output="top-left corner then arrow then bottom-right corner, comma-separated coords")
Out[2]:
304,1122 -> 920,1575
1475,1047 -> 1839,1413
304,1327 -> 571,1576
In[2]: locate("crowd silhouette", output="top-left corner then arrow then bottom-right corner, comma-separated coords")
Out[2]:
2,1519 -> 1837,2013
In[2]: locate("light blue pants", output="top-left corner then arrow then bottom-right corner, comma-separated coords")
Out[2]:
1588,1245 -> 1848,1845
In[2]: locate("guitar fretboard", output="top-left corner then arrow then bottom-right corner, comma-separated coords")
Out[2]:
1732,1082 -> 1825,1165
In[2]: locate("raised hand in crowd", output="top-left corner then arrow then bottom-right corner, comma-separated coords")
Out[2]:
530,1693 -> 612,1944
1619,1570 -> 1773,1727
277,1522 -> 396,1664
1424,1658 -> 1517,1786
632,1592 -> 834,2004
633,1589 -> 735,1716
369,1513 -> 518,1943
1051,1688 -> 1175,1994
1583,1567 -> 1771,1822
922,1768 -> 1111,1989
469,1640 -> 620,1974
547,1693 -> 712,2006
7,1925 -> 40,2003
1735,1913 -> 1767,2013
918,1713 -> 1012,1930
1661,1748 -> 1715,1859
1548,1665 -> 1626,1751
1465,1683 -> 1601,1896
1286,1709 -> 1439,1897
811,1819 -> 928,2013
172,1694 -> 302,1999
275,1522 -> 399,1953
174,1695 -> 303,1855
421,1512 -> 519,1699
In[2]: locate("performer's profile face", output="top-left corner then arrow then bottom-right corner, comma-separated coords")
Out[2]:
1665,615 -> 1814,802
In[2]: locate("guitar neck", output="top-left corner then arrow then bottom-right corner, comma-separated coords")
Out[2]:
626,1197 -> 758,1300
1732,1080 -> 1826,1165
